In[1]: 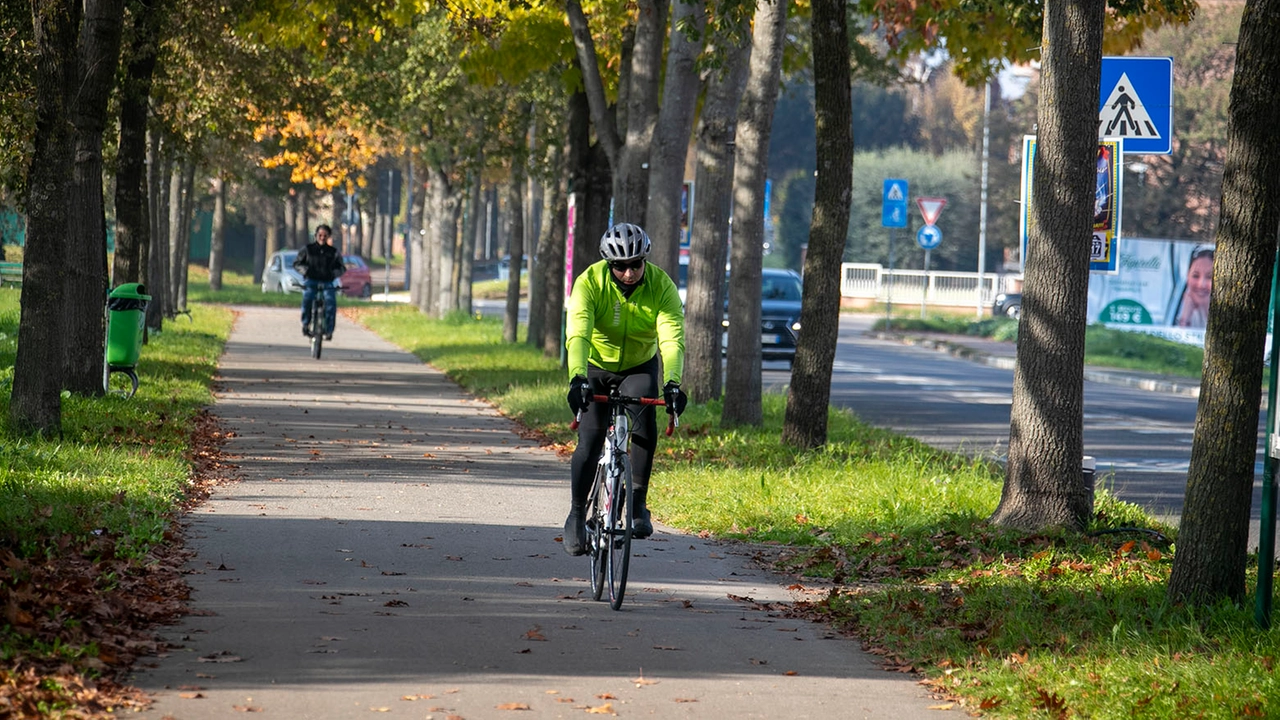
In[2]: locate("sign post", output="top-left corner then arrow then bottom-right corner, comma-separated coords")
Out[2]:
882,179 -> 909,328
915,198 -> 946,318
1258,254 -> 1280,629
916,224 -> 943,318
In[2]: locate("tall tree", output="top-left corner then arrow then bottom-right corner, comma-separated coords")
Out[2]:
681,30 -> 751,404
565,0 -> 666,225
1168,0 -> 1280,606
10,0 -> 81,434
990,0 -> 1105,531
503,147 -> 527,343
643,0 -> 705,277
111,0 -> 166,287
722,0 -> 787,427
63,0 -> 125,395
780,0 -> 851,448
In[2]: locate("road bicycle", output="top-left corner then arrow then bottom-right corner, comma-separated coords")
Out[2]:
572,389 -> 676,610
306,291 -> 327,359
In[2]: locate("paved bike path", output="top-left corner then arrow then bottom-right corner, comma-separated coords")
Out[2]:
132,306 -> 944,719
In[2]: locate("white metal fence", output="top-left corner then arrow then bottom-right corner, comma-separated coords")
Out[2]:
840,263 -> 1023,311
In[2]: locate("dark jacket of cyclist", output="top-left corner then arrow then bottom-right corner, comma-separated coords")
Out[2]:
562,223 -> 687,556
294,225 -> 346,338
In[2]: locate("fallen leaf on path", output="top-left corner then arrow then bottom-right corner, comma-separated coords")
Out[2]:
524,626 -> 547,641
401,694 -> 436,700
179,692 -> 205,699
652,645 -> 681,651
674,698 -> 698,703
232,705 -> 262,712
596,693 -> 616,699
369,707 -> 391,712
633,673 -> 658,686
784,670 -> 798,676
585,703 -> 615,715
928,703 -> 955,710
496,702 -> 531,710
197,651 -> 243,663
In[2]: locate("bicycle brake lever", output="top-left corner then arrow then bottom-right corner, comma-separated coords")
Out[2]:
570,411 -> 582,431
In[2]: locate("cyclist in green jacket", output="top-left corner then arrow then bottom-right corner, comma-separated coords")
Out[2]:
563,223 -> 687,555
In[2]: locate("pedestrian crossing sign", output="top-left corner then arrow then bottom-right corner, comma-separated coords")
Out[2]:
1098,57 -> 1172,154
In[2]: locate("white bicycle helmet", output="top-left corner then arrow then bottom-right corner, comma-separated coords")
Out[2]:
599,223 -> 652,261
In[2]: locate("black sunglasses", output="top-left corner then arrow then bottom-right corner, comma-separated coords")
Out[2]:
609,259 -> 645,272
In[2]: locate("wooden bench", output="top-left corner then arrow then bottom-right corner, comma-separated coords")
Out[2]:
0,262 -> 20,288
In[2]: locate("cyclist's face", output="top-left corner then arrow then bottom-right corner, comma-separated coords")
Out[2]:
610,258 -> 645,284
316,229 -> 331,244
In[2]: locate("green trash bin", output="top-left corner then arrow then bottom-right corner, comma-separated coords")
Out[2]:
105,283 -> 151,397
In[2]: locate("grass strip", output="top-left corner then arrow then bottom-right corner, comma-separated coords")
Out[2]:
352,303 -> 1280,719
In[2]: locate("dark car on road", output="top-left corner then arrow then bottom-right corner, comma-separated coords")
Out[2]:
722,267 -> 805,366
993,292 -> 1022,319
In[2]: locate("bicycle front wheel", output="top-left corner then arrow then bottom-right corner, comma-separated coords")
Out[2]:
606,454 -> 633,611
587,462 -> 609,601
310,301 -> 324,359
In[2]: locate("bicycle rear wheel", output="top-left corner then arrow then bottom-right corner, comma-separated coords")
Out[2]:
606,454 -> 633,611
587,463 -> 609,601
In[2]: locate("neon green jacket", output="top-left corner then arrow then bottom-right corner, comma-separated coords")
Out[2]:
566,260 -> 685,384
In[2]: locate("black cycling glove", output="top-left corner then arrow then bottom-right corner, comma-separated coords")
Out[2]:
567,376 -> 592,415
663,381 -> 687,415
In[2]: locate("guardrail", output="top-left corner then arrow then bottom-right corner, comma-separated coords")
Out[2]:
841,263 -> 1021,312
0,262 -> 20,288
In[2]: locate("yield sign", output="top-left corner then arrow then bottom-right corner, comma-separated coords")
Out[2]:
917,197 -> 947,226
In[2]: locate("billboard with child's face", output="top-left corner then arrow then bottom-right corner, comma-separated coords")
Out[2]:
1086,238 -> 1214,346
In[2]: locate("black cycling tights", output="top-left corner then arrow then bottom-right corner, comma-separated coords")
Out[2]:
569,355 -> 660,508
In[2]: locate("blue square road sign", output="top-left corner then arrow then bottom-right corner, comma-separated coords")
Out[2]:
1099,56 -> 1173,154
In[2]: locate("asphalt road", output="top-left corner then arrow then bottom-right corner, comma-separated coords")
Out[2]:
130,306 -> 943,720
762,315 -> 1268,543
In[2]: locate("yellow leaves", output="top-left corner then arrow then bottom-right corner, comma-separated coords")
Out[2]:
253,109 -> 383,191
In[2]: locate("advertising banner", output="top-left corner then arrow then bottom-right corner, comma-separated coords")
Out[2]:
1086,238 -> 1214,346
1020,137 -> 1123,274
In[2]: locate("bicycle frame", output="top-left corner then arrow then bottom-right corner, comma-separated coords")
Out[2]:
571,389 -> 674,610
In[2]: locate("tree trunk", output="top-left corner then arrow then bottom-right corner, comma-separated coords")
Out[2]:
458,170 -> 482,315
10,0 -> 81,434
209,173 -> 225,290
526,176 -> 551,349
173,158 -> 195,311
542,171 -> 568,359
722,0 -> 787,427
565,0 -> 664,225
110,0 -> 162,287
1168,0 -> 1280,606
63,0 -> 125,396
504,162 -> 526,343
430,165 -> 455,316
683,36 -> 751,404
644,0 -> 705,278
990,0 -> 1105,531
283,190 -> 297,250
144,130 -> 165,332
251,196 -> 266,284
781,0 -> 853,449
567,85 -> 612,286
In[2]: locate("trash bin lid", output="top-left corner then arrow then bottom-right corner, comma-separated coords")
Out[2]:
109,282 -> 151,301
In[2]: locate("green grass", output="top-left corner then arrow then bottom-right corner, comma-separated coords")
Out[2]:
350,303 -> 1280,719
0,287 -> 233,557
873,314 -> 1205,377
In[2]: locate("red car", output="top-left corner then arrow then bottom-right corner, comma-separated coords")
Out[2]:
340,255 -> 373,298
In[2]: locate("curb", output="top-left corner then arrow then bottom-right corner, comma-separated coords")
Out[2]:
871,331 -> 1202,400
